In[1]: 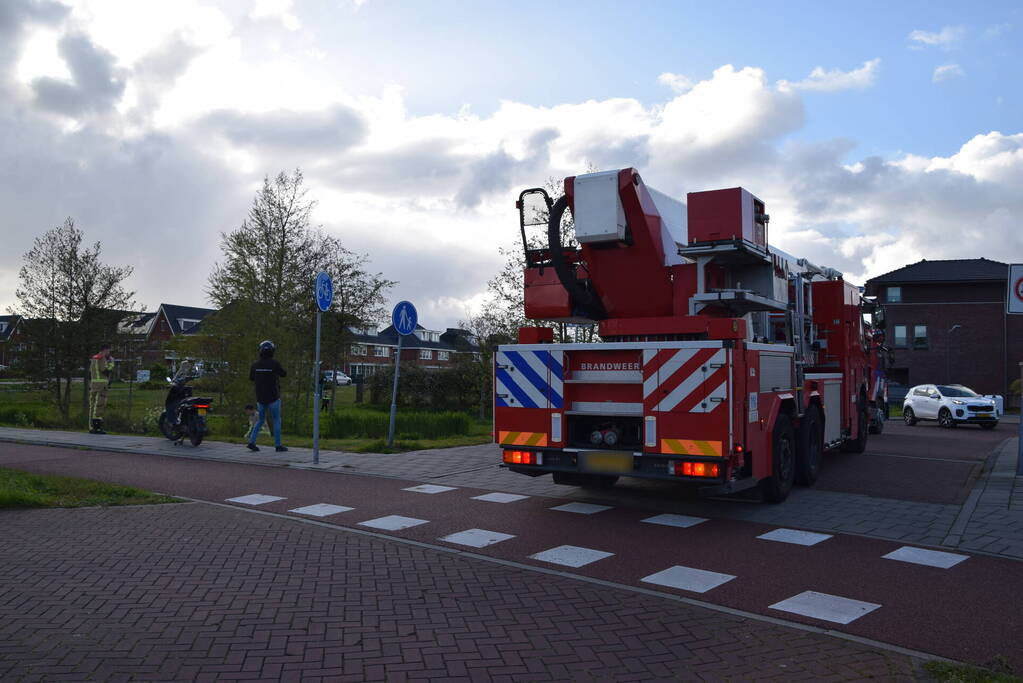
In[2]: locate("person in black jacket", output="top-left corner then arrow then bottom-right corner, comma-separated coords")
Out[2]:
247,340 -> 288,452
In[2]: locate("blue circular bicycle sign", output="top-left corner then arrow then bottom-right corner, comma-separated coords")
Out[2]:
392,301 -> 418,336
315,271 -> 333,312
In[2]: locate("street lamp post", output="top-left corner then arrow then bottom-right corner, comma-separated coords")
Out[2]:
946,324 -> 961,384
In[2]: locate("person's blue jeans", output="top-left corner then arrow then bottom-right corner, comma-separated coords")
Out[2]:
250,399 -> 282,448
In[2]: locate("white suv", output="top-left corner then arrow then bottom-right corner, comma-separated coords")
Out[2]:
323,370 -> 352,386
902,384 -> 998,430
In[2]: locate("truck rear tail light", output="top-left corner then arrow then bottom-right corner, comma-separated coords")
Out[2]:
503,450 -> 542,465
672,461 -> 720,478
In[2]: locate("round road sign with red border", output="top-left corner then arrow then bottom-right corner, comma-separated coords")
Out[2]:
1009,264 -> 1023,314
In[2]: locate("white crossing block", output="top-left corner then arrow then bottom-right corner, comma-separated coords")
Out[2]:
440,529 -> 516,548
402,484 -> 457,494
472,492 -> 530,503
757,528 -> 833,546
641,565 -> 735,593
358,515 -> 428,531
529,545 -> 613,568
288,504 -> 354,517
882,546 -> 969,568
551,502 -> 612,515
226,494 -> 285,506
641,514 -> 707,529
769,591 -> 881,624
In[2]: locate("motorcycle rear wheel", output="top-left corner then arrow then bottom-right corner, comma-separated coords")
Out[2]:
158,413 -> 181,440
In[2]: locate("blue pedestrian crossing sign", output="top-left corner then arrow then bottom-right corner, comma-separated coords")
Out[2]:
315,271 -> 333,312
392,301 -> 418,336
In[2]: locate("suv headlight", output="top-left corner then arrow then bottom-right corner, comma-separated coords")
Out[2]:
951,399 -> 966,405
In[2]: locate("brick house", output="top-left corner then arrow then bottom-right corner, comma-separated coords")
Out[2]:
0,315 -> 24,368
118,304 -> 216,368
343,324 -> 480,379
864,258 -> 1023,401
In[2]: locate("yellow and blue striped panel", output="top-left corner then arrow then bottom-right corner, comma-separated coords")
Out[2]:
498,431 -> 549,447
660,439 -> 723,457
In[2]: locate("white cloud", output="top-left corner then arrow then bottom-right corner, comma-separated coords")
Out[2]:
908,25 -> 964,49
248,0 -> 300,31
933,64 -> 965,83
778,58 -> 881,92
657,72 -> 693,94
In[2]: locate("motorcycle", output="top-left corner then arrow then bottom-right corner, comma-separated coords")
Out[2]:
158,376 -> 213,446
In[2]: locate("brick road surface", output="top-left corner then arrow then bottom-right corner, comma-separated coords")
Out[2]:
0,503 -> 923,682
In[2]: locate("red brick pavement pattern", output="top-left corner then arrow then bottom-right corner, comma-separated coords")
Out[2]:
0,502 -> 921,682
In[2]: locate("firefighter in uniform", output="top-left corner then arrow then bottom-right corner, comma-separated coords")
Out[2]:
89,344 -> 113,434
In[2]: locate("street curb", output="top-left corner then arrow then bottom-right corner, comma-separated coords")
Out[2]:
944,437 -> 1017,547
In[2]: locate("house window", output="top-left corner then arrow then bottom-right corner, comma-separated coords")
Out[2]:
887,286 -> 902,303
374,346 -> 389,357
913,325 -> 928,350
419,349 -> 432,360
438,351 -> 449,361
178,318 -> 199,331
893,325 -> 907,348
0,323 -> 7,334
352,344 -> 367,356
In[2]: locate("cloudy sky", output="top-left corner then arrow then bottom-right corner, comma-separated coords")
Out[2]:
2,0 -> 1021,330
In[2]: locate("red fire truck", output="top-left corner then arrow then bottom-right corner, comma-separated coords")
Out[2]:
496,168 -> 876,502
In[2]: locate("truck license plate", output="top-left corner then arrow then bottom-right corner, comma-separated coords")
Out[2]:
582,451 -> 632,474
198,408 -> 207,416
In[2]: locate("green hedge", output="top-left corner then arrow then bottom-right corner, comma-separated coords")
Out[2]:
319,408 -> 471,439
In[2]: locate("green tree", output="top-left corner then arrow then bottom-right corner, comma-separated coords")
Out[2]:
14,218 -> 136,422
198,169 -> 394,429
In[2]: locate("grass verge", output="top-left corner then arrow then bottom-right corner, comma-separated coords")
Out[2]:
0,467 -> 180,508
924,660 -> 1020,683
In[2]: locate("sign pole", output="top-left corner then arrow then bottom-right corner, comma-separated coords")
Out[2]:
386,300 -> 418,448
387,334 -> 403,447
1017,361 -> 1022,477
313,309 -> 322,465
312,271 -> 334,466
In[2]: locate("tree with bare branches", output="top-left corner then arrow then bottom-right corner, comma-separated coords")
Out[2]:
14,217 -> 136,422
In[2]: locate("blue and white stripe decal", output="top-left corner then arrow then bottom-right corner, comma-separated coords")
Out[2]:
495,350 -> 563,409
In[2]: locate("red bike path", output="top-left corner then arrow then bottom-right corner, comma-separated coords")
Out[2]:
3,441 -> 1022,672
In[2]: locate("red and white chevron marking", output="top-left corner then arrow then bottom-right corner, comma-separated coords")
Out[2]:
642,348 -> 729,413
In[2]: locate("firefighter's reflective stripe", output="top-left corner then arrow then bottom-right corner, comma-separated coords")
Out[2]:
495,350 -> 563,409
660,438 -> 723,457
498,431 -> 548,447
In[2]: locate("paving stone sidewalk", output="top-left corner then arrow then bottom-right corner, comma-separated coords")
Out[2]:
2,426 -> 1021,559
0,502 -> 924,681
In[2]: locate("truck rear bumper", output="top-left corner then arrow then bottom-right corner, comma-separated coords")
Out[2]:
502,463 -> 757,496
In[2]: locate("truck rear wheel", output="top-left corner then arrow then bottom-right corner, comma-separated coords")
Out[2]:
762,413 -> 795,503
795,405 -> 823,486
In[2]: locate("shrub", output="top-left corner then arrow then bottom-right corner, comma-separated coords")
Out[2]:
319,408 -> 471,440
0,407 -> 37,427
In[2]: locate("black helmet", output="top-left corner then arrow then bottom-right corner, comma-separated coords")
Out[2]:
258,340 -> 275,357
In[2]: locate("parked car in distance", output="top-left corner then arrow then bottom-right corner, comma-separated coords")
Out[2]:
902,384 -> 998,430
323,370 -> 352,386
